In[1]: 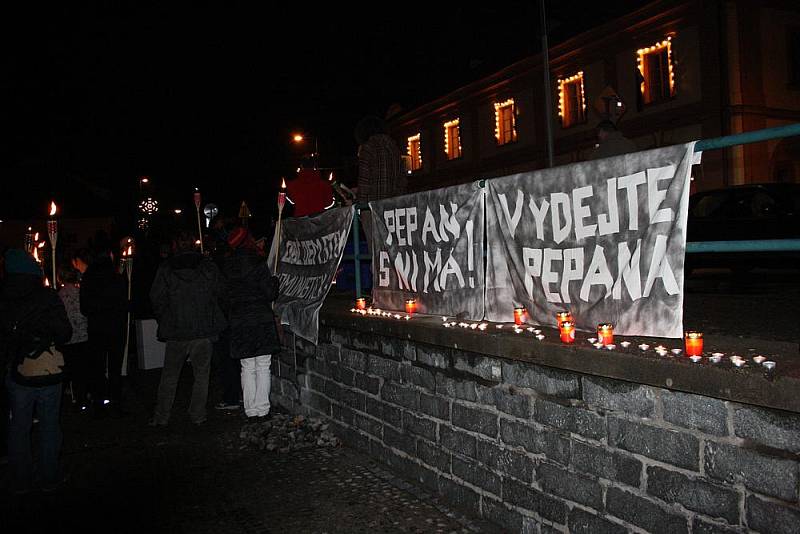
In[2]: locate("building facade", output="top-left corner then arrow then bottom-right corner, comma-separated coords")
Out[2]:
389,0 -> 800,194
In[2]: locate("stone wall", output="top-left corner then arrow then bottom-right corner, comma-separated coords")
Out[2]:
271,324 -> 800,534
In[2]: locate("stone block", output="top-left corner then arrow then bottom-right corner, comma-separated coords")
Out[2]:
476,439 -> 534,481
452,403 -> 498,438
414,462 -> 439,492
493,388 -> 533,419
439,425 -> 477,458
403,412 -> 437,441
354,373 -> 380,395
365,397 -> 402,429
570,440 -> 642,488
691,518 -> 743,534
606,487 -> 689,534
536,462 -> 602,509
401,364 -> 436,391
435,374 -> 477,401
452,456 -> 501,496
330,328 -> 349,347
453,351 -> 503,382
338,365 -> 355,387
419,392 -> 450,421
416,344 -> 450,369
300,389 -> 331,416
746,494 -> 800,534
503,362 -> 580,398
308,373 -> 327,393
340,387 -> 366,412
568,509 -> 628,534
350,331 -> 381,351
417,438 -> 451,472
381,382 -> 419,411
332,404 -> 355,426
437,476 -> 480,516
704,441 -> 798,502
383,426 -> 416,456
316,343 -> 340,362
500,419 -> 570,466
661,390 -> 728,436
381,337 -> 416,361
583,376 -> 656,417
534,398 -> 605,440
340,348 -> 367,372
608,416 -> 699,471
482,497 -> 524,533
353,412 -> 382,439
646,465 -> 739,524
502,478 -> 567,524
367,354 -> 401,381
733,405 -> 800,454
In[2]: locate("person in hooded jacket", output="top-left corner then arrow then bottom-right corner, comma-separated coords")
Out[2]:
222,227 -> 281,419
80,246 -> 128,417
1,249 -> 72,493
149,231 -> 227,426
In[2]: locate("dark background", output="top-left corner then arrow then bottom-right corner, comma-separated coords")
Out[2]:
1,2 -> 645,233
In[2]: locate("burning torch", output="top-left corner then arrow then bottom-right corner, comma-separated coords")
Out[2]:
120,239 -> 134,377
194,188 -> 204,253
274,178 -> 287,273
47,201 -> 58,286
24,226 -> 34,254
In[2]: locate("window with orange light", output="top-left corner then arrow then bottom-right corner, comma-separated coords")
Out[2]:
494,99 -> 517,145
444,119 -> 462,160
637,37 -> 676,105
557,73 -> 586,128
407,134 -> 422,171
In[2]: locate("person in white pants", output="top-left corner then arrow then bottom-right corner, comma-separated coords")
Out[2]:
221,226 -> 282,420
240,354 -> 271,417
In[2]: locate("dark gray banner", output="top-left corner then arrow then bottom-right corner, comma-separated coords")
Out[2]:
369,182 -> 484,319
486,143 -> 698,338
269,206 -> 354,344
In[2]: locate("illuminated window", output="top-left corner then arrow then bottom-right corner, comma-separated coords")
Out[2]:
637,37 -> 676,105
407,134 -> 422,171
444,119 -> 462,160
557,72 -> 586,128
494,99 -> 517,145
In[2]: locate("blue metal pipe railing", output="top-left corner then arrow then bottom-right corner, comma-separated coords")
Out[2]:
344,124 -> 800,298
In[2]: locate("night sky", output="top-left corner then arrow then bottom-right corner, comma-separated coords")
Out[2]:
2,2 -> 644,230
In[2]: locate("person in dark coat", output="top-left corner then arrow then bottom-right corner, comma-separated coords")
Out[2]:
222,227 -> 280,419
1,249 -> 72,493
80,247 -> 128,417
149,231 -> 227,426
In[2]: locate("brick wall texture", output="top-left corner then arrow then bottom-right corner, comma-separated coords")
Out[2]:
271,326 -> 800,534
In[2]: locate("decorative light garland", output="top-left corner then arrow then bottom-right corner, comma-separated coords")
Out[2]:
636,36 -> 675,102
493,99 -> 517,144
443,119 -> 461,158
407,133 -> 422,170
556,72 -> 586,125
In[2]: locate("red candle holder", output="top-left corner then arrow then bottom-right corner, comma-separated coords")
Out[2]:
559,321 -> 576,344
556,311 -> 573,328
513,307 -> 526,325
597,323 -> 614,346
684,331 -> 703,356
405,299 -> 417,315
355,298 -> 366,311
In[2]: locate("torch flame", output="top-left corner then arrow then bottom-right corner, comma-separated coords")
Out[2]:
34,232 -> 40,241
127,245 -> 133,256
37,241 -> 45,248
49,201 -> 57,217
33,247 -> 40,262
44,277 -> 50,287
281,177 -> 287,189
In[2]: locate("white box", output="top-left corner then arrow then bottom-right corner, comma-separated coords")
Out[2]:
136,319 -> 166,370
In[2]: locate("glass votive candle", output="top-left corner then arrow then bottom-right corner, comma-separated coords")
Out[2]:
355,297 -> 367,310
559,321 -> 576,344
513,307 -> 527,326
556,311 -> 573,328
597,323 -> 614,346
684,331 -> 703,357
405,299 -> 417,315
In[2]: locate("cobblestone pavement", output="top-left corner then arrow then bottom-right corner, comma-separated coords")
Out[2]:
1,369 -> 496,534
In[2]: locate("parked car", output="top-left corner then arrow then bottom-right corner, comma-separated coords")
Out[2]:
686,183 -> 800,274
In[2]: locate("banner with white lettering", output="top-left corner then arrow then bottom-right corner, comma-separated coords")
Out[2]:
486,143 -> 699,338
269,206 -> 354,344
369,183 -> 484,319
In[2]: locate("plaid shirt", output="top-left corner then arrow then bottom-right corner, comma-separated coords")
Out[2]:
357,134 -> 406,202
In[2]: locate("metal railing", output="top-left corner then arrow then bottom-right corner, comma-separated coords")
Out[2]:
343,123 -> 800,298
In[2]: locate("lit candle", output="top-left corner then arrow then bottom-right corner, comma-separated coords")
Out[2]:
355,298 -> 366,310
513,307 -> 526,326
559,321 -> 576,344
597,323 -> 614,346
405,298 -> 417,315
556,311 -> 573,328
684,331 -> 703,357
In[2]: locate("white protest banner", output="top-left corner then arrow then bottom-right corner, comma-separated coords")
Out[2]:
369,182 -> 484,319
269,205 -> 354,344
486,143 -> 699,338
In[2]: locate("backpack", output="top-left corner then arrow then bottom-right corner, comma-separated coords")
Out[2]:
4,300 -> 65,386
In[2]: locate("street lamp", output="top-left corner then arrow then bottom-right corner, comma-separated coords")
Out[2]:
291,133 -> 319,169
